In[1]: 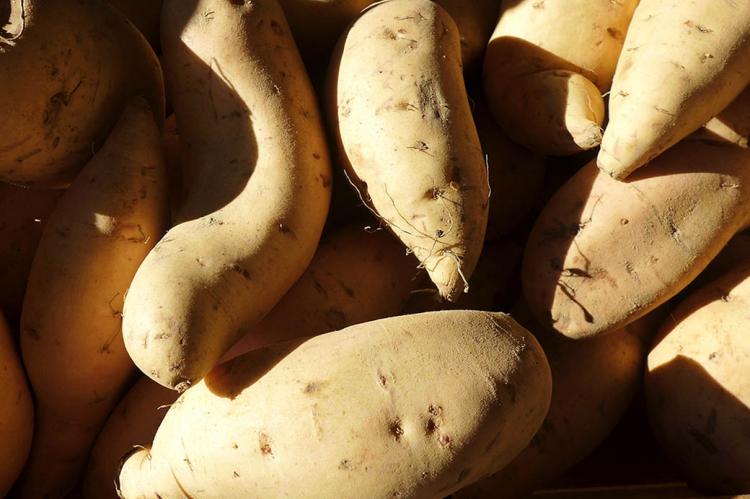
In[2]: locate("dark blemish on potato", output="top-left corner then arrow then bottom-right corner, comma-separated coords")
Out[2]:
15,147 -> 42,163
428,405 -> 442,417
270,20 -> 284,36
207,217 -> 224,226
339,282 -> 355,298
212,303 -> 220,311
709,351 -> 719,361
259,432 -> 273,456
228,263 -> 252,280
232,443 -> 239,449
319,173 -> 332,187
438,434 -> 452,448
389,419 -> 404,441
312,152 -> 321,160
278,223 -> 296,238
688,427 -> 718,454
303,381 -> 326,394
457,468 -> 471,483
338,459 -> 352,470
382,27 -> 398,40
620,218 -> 629,225
435,229 -> 445,238
232,471 -> 240,478
606,27 -> 623,40
561,267 -> 592,278
421,471 -> 429,480
52,136 -> 60,148
378,373 -> 388,388
408,141 -> 430,154
533,1 -> 545,8
311,274 -> 328,297
24,327 -> 40,341
684,20 -> 713,33
425,418 -> 438,435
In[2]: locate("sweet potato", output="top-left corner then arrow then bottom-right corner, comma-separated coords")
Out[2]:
0,311 -> 33,497
523,139 -> 750,339
15,99 -> 168,498
483,0 -> 637,155
598,0 -> 750,179
0,0 -> 164,187
84,226 -> 418,498
646,262 -> 750,494
0,183 -> 62,323
696,85 -> 750,149
117,311 -> 551,498
456,303 -> 657,498
123,0 -> 332,390
329,0 -> 489,302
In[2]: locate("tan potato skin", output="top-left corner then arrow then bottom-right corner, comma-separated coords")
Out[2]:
0,311 -> 33,497
0,183 -> 62,322
0,0 -> 165,187
329,0 -> 489,302
697,85 -> 750,149
646,263 -> 750,494
123,0 -> 332,390
483,0 -> 637,156
455,302 -> 651,498
118,311 -> 551,499
598,0 -> 750,179
16,99 -> 169,498
523,140 -> 750,339
84,226 -> 418,499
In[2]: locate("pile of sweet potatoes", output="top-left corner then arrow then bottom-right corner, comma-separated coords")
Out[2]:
0,0 -> 748,497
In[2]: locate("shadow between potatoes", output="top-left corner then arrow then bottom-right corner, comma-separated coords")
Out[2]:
521,159 -> 597,332
162,4 -> 259,223
203,337 -> 308,399
645,354 -> 750,495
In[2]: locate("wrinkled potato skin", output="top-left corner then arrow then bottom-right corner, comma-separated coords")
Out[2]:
0,0 -> 164,187
329,0 -> 489,302
118,311 -> 550,499
16,100 -> 169,498
647,263 -> 750,494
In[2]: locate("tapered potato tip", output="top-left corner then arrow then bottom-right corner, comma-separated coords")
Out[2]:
596,144 -> 635,180
432,256 -> 468,303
